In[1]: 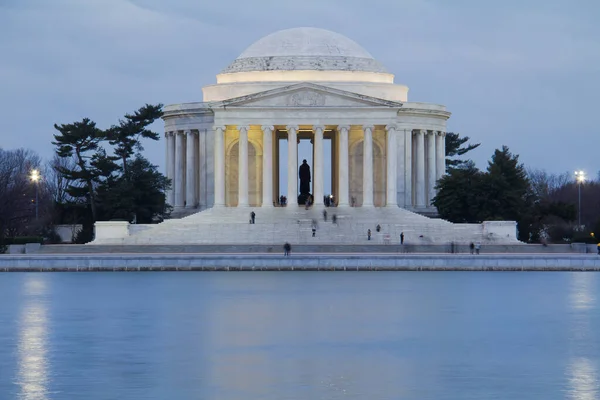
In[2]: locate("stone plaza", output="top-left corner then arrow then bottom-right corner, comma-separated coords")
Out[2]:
92,27 -> 519,245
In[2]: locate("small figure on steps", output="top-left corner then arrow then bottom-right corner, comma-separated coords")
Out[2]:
400,232 -> 404,245
283,242 -> 291,256
367,229 -> 371,241
250,211 -> 256,224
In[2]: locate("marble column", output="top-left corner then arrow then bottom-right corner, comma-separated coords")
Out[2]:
174,131 -> 186,208
337,125 -> 350,207
415,129 -> 426,207
238,126 -> 249,207
404,129 -> 412,207
427,131 -> 436,206
436,132 -> 445,182
213,126 -> 225,207
262,126 -> 274,207
362,125 -> 374,207
287,125 -> 298,206
185,130 -> 196,208
166,132 -> 175,206
385,125 -> 397,207
313,125 -> 325,206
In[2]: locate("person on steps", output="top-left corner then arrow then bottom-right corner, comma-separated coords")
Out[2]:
250,211 -> 256,224
367,229 -> 371,241
469,242 -> 475,254
284,242 -> 291,256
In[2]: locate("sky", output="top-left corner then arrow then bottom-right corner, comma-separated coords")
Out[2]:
1,0 -> 599,182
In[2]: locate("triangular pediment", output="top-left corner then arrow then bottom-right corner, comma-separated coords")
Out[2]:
212,83 -> 403,109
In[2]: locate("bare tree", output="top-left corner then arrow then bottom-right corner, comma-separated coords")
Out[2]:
0,148 -> 44,240
46,154 -> 82,204
527,169 -> 571,199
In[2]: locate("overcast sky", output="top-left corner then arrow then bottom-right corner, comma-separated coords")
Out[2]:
1,0 -> 599,181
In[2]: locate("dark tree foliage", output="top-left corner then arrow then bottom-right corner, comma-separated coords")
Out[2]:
445,132 -> 481,171
107,104 -> 163,177
96,155 -> 171,223
52,107 -> 169,243
432,161 -> 484,223
483,146 -> 529,222
52,118 -> 119,221
434,145 -> 577,242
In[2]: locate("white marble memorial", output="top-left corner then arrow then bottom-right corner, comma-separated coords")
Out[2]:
92,27 -> 520,245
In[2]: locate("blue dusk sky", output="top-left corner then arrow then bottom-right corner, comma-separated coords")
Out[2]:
1,0 -> 599,183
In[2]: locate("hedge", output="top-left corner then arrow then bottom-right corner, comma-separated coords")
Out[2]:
1,236 -> 44,245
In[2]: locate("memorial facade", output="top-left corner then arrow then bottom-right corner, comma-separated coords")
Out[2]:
163,27 -> 449,211
92,27 -> 520,245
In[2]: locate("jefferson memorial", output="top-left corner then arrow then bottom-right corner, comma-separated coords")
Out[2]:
93,28 -> 518,245
164,27 -> 447,211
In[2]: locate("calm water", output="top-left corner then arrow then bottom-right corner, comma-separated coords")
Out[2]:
0,272 -> 599,400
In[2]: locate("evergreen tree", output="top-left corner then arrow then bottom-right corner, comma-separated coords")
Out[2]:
433,161 -> 484,223
445,132 -> 481,171
52,118 -> 119,221
107,104 -> 163,177
484,146 -> 529,222
96,155 -> 170,223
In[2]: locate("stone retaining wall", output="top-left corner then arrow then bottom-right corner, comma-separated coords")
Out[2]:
1,254 -> 599,271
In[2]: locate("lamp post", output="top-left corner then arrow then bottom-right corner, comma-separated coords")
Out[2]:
574,170 -> 585,229
30,169 -> 40,220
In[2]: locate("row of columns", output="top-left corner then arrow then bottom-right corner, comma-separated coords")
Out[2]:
413,129 -> 446,207
168,126 -> 446,209
166,130 -> 199,209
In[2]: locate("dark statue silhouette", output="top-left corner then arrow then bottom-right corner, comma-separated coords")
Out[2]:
298,159 -> 311,205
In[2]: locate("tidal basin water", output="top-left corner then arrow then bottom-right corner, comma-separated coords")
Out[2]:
0,273 -> 599,399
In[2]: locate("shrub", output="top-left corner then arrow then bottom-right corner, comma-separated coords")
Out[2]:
3,236 -> 44,245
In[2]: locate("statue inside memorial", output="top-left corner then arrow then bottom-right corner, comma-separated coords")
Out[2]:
298,159 -> 312,205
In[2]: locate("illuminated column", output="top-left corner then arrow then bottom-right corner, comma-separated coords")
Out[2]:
287,125 -> 298,206
238,125 -> 249,207
313,125 -> 325,206
404,129 -> 412,207
338,125 -> 350,207
415,129 -> 426,207
385,125 -> 397,207
262,125 -> 274,207
185,130 -> 197,208
362,125 -> 374,207
436,132 -> 445,182
165,132 -> 175,206
427,131 -> 436,206
174,131 -> 185,208
213,126 -> 225,207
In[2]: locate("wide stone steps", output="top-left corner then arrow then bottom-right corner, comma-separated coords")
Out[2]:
95,206 -> 505,246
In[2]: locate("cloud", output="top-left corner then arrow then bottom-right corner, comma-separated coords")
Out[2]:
0,0 -> 598,178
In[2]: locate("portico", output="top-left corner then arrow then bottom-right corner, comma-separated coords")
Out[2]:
164,84 -> 449,211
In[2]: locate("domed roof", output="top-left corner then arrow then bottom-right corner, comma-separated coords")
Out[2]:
221,27 -> 388,74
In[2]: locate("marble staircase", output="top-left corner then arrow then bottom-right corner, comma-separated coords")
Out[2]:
95,206 -> 519,245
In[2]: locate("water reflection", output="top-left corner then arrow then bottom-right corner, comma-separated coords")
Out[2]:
567,358 -> 599,400
569,273 -> 596,311
567,274 -> 599,399
16,276 -> 49,400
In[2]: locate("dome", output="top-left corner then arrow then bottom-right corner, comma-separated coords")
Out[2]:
221,27 -> 388,74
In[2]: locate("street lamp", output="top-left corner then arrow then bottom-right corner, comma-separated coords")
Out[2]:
30,169 -> 40,220
574,170 -> 585,229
